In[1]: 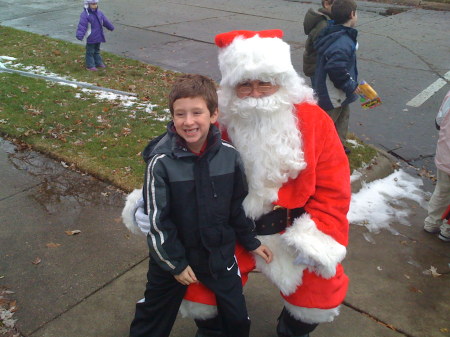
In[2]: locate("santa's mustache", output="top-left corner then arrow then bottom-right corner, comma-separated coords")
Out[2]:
223,91 -> 293,120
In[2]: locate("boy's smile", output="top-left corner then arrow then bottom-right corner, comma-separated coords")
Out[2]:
172,96 -> 218,153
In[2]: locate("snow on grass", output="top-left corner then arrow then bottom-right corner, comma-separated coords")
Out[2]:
1,56 -> 169,120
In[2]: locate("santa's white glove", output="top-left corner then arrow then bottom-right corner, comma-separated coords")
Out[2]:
135,199 -> 150,235
294,254 -> 318,267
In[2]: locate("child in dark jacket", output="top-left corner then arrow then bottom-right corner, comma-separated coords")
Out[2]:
129,74 -> 273,337
313,0 -> 361,153
76,0 -> 114,71
302,0 -> 334,83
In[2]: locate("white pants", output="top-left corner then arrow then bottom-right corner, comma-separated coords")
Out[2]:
425,168 -> 450,227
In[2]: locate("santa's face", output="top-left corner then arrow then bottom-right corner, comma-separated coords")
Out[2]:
235,80 -> 280,99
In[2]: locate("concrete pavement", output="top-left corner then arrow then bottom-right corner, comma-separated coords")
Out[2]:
1,137 -> 449,337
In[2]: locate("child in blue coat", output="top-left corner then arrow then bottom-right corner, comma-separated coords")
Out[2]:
76,0 -> 114,71
313,0 -> 361,153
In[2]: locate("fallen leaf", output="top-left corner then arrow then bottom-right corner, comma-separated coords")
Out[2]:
409,286 -> 423,293
32,257 -> 42,265
9,300 -> 17,312
46,242 -> 61,248
72,140 -> 84,146
440,328 -> 449,333
65,230 -> 81,236
429,266 -> 442,278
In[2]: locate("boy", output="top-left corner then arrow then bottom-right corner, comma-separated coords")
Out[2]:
76,0 -> 114,71
313,0 -> 360,153
302,0 -> 334,83
129,74 -> 273,337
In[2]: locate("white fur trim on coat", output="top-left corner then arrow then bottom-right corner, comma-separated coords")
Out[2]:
218,34 -> 297,88
282,213 -> 346,279
122,188 -> 146,235
254,234 -> 306,296
179,300 -> 218,320
284,300 -> 341,324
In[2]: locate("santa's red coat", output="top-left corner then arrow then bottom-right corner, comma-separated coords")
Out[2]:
184,102 -> 350,312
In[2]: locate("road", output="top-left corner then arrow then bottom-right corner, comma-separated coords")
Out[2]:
1,0 -> 450,181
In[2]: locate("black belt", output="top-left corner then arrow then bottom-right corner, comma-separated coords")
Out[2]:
255,206 -> 305,235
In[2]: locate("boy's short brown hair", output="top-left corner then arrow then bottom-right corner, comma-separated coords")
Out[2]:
168,74 -> 218,116
332,0 -> 357,24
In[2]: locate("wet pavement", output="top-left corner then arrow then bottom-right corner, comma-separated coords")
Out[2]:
1,136 -> 449,337
0,138 -> 147,335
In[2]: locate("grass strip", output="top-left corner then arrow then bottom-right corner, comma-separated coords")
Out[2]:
0,25 -> 378,191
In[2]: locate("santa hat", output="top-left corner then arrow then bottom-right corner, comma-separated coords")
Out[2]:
215,30 -> 297,88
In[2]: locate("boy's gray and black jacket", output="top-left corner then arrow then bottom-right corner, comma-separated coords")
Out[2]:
142,122 -> 260,277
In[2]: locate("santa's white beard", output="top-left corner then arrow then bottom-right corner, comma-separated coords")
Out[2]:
219,88 -> 306,219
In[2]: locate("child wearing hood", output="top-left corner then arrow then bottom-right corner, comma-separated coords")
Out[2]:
302,0 -> 334,83
76,0 -> 114,71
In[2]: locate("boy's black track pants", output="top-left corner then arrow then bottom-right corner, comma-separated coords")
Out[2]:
129,258 -> 250,337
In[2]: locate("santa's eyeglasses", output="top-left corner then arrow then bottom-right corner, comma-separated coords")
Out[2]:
236,81 -> 277,95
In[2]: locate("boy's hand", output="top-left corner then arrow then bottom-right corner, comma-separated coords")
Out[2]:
252,245 -> 273,264
354,85 -> 363,95
174,266 -> 198,285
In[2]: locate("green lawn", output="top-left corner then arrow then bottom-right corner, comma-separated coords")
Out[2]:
0,25 -> 377,191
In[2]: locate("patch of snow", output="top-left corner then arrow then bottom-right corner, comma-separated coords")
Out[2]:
350,170 -> 363,183
347,139 -> 363,148
0,56 -> 17,61
2,56 -> 171,120
349,170 -> 428,233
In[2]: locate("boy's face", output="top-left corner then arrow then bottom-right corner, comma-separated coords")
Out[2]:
172,96 -> 218,153
323,0 -> 332,10
89,2 -> 98,9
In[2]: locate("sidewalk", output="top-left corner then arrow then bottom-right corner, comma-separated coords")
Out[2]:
1,137 -> 449,337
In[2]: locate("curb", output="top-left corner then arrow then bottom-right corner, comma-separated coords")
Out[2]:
351,146 -> 397,193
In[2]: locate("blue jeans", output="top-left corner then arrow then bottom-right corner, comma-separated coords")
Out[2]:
85,43 -> 103,68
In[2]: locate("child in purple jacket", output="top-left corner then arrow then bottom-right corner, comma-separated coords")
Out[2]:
76,0 -> 114,71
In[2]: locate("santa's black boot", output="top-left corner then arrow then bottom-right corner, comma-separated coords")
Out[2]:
277,307 -> 318,337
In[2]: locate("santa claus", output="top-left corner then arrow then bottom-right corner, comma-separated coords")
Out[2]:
123,29 -> 350,337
